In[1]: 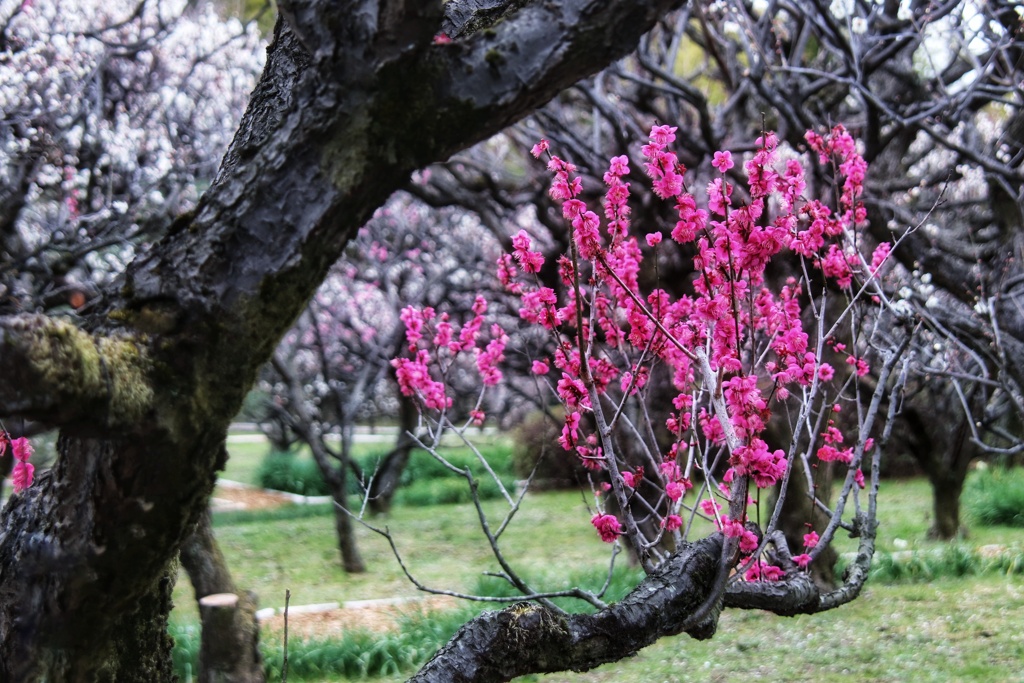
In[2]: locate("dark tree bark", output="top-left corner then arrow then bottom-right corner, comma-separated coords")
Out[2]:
928,474 -> 966,541
901,400 -> 979,540
410,535 -> 726,683
196,593 -> 260,683
0,1 -> 690,678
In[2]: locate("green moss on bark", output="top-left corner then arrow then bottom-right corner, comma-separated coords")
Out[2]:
11,316 -> 154,427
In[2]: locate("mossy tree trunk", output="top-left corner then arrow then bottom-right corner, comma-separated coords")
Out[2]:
0,1 -> 690,678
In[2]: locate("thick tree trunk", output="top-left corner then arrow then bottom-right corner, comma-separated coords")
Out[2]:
0,432 -> 220,680
180,510 -> 265,682
197,593 -> 262,683
410,535 -> 726,683
927,474 -> 966,541
897,392 -> 979,541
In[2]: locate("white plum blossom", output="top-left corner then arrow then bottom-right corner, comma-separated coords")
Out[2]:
0,0 -> 265,309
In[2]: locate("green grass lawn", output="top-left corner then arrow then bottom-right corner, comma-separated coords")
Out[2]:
527,576 -> 1024,683
221,437 -> 270,486
175,489 -> 618,622
176,435 -> 1024,682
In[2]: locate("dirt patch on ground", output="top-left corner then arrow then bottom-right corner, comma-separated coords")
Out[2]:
262,596 -> 460,639
211,484 -> 295,511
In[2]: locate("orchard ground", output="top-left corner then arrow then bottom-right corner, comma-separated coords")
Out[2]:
171,428 -> 1024,682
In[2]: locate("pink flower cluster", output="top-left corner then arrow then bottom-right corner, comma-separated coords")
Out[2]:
792,529 -> 819,568
392,349 -> 451,411
722,517 -> 759,554
1,432 -> 34,494
391,297 -> 507,418
490,124 -> 883,545
729,438 -> 787,489
744,559 -> 785,582
660,460 -> 692,501
591,513 -> 622,543
512,230 -> 544,274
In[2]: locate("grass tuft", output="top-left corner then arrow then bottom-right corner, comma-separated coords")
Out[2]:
868,544 -> 1024,583
172,607 -> 481,681
964,466 -> 1024,528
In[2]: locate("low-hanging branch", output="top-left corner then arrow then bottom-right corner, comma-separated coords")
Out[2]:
409,534 -> 725,683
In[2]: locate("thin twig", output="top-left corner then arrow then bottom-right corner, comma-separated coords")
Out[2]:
281,589 -> 291,683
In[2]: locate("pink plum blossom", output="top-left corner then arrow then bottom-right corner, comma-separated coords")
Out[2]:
591,514 -> 622,543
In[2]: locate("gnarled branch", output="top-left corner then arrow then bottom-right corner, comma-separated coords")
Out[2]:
411,534 -> 724,683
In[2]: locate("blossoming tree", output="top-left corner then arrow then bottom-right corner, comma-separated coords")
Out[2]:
414,0 -> 1024,542
388,123 -> 914,680
0,0 -> 263,315
261,194 -> 511,570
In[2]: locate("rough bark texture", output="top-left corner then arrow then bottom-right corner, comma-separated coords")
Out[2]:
0,1 -> 688,678
410,535 -> 725,683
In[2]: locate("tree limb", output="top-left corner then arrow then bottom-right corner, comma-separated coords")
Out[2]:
410,534 -> 724,683
0,314 -> 152,430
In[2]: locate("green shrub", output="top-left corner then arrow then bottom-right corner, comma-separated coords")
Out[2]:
393,445 -> 516,506
213,503 -> 334,526
256,445 -> 515,506
965,466 -> 1024,528
400,445 -> 515,485
257,451 -> 330,496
